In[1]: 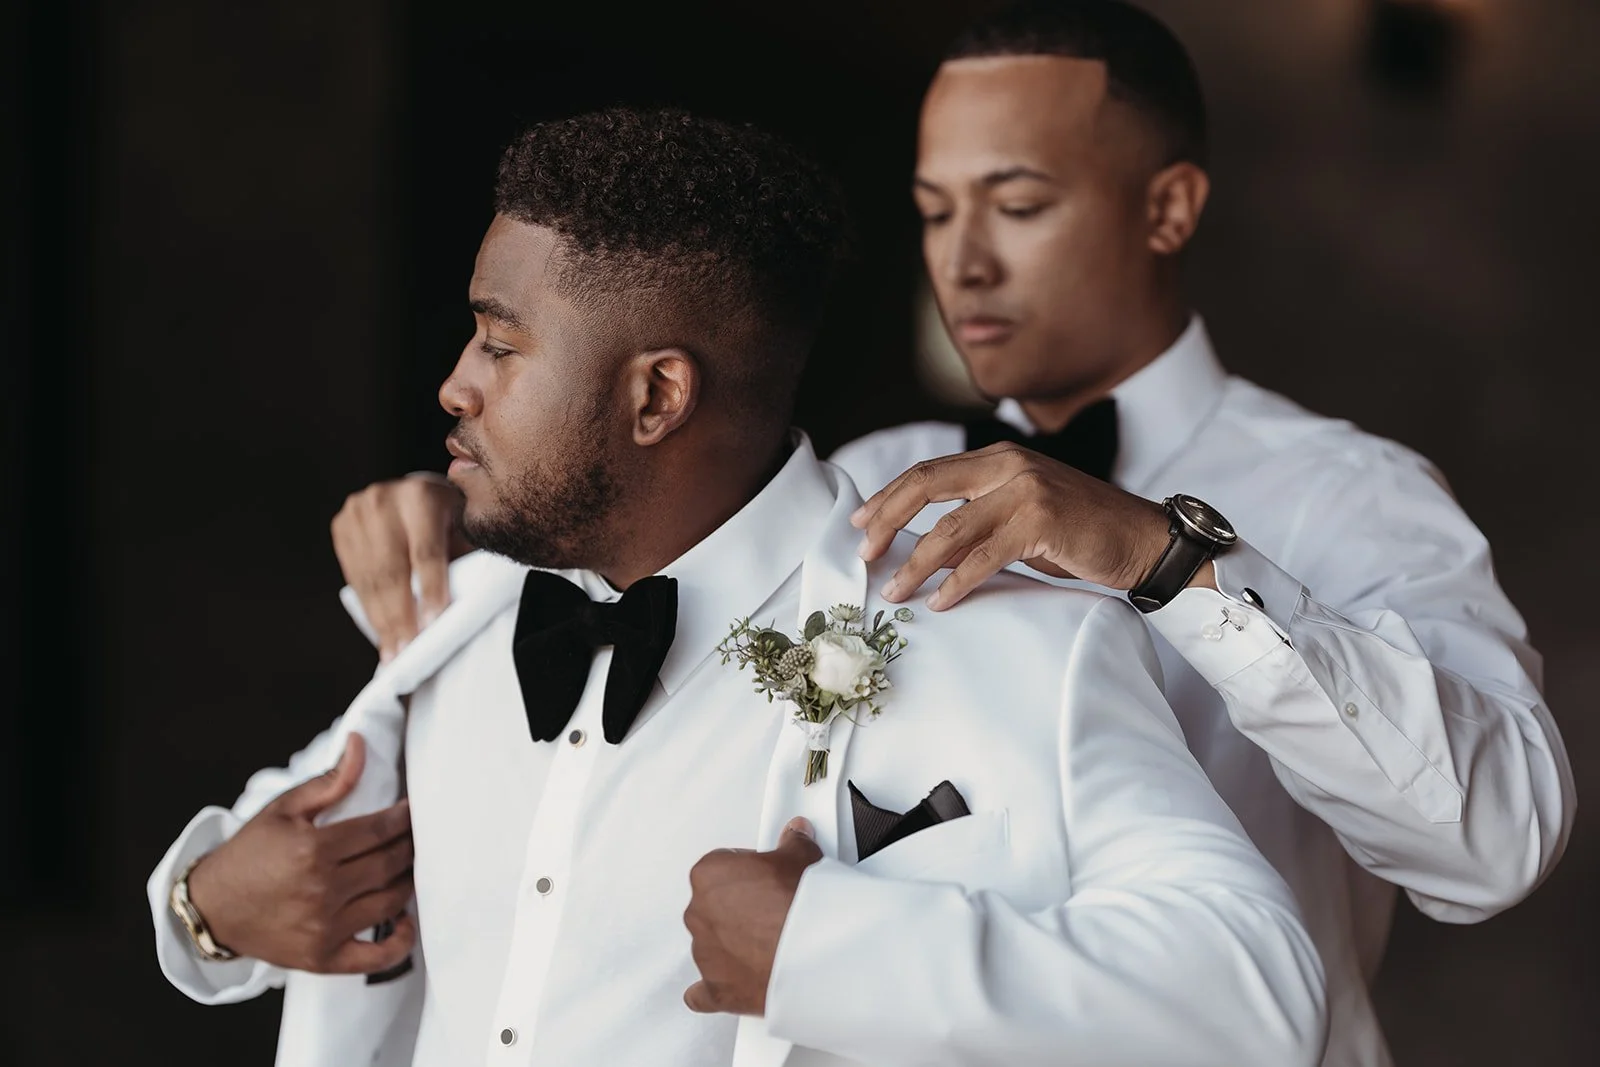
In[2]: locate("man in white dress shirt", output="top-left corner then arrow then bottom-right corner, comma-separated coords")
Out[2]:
150,107 -> 1328,1065
326,4 -> 1575,1065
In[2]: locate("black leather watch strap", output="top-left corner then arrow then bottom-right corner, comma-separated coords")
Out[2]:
1128,517 -> 1216,614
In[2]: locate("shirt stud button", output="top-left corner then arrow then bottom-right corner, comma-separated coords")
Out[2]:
535,876 -> 554,895
499,1028 -> 517,1046
568,728 -> 585,747
1343,702 -> 1360,718
1201,623 -> 1223,641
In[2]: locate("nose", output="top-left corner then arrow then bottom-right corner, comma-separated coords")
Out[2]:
438,345 -> 483,418
943,215 -> 1002,290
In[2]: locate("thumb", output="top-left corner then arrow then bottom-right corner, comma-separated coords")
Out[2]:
778,817 -> 818,854
277,733 -> 367,819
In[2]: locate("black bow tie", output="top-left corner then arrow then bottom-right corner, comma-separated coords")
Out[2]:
511,571 -> 678,746
963,397 -> 1119,483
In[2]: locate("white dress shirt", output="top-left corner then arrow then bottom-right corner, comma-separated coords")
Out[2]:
830,316 -> 1576,1067
149,437 -> 1328,1067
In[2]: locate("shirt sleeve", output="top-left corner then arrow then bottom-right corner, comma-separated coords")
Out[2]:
766,598 -> 1327,1067
1143,444 -> 1575,922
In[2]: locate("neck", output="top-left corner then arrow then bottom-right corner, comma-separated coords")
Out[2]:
597,434 -> 792,589
1020,299 -> 1191,434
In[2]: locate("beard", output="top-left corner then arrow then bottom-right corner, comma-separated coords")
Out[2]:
456,417 -> 623,572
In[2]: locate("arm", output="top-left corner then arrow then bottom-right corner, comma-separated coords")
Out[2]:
764,598 -> 1327,1067
1144,447 -> 1575,921
146,721 -> 347,1004
147,726 -> 415,1004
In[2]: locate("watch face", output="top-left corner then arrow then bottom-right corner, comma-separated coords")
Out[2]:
1170,494 -> 1238,546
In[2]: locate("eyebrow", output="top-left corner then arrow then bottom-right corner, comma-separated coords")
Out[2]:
469,297 -> 530,334
914,165 -> 1058,193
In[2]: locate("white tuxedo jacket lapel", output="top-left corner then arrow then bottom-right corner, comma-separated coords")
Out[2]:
734,469 -> 868,1067
275,551 -> 528,1067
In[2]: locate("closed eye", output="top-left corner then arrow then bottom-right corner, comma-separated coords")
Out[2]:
998,204 -> 1049,220
479,340 -> 514,359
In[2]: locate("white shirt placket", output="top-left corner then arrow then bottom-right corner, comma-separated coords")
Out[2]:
486,648 -> 613,1060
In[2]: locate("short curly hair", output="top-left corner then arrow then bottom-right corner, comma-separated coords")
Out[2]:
493,108 -> 851,416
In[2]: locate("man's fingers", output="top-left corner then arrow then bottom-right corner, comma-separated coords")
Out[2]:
683,980 -> 722,1014
322,913 -> 418,976
275,735 -> 367,818
878,494 -> 1010,604
928,532 -> 1018,611
321,798 -> 412,861
333,832 -> 415,900
337,874 -> 416,939
854,449 -> 1021,562
777,818 -> 822,862
400,486 -> 455,625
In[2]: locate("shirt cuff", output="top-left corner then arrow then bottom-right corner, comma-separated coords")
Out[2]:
147,806 -> 282,1004
1143,539 -> 1303,687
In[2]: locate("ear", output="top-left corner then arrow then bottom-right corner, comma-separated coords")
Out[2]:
1145,162 -> 1210,257
623,347 -> 700,447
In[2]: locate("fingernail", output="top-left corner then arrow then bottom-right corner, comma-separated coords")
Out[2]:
418,605 -> 442,628
849,506 -> 866,528
379,648 -> 395,665
856,535 -> 872,559
927,587 -> 945,610
786,816 -> 814,838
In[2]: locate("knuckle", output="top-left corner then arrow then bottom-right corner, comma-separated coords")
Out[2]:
930,512 -> 964,541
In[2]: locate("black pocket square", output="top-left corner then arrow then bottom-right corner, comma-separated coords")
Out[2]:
848,779 -> 971,862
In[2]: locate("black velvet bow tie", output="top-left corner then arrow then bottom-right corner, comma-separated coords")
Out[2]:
511,570 -> 678,746
964,396 -> 1119,483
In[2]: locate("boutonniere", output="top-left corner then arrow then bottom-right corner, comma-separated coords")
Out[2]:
718,604 -> 914,785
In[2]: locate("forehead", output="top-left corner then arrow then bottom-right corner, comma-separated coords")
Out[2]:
918,55 -> 1112,181
470,215 -> 561,314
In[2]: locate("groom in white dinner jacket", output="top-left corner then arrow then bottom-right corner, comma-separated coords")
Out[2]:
148,108 -> 1324,1066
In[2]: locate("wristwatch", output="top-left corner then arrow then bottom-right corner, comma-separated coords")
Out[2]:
169,858 -> 239,962
1128,494 -> 1237,614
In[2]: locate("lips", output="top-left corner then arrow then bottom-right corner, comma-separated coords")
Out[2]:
445,433 -> 481,470
952,315 -> 1017,345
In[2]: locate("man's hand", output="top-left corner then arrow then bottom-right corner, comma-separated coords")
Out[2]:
332,474 -> 471,662
185,734 -> 417,975
852,443 -> 1206,610
683,818 -> 822,1016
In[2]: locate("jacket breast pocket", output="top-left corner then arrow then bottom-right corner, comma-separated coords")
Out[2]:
853,809 -> 1010,887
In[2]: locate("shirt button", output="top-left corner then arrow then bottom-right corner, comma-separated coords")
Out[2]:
499,1028 -> 517,1046
535,876 -> 554,895
568,728 -> 586,747
1201,623 -> 1223,642
1343,702 -> 1360,718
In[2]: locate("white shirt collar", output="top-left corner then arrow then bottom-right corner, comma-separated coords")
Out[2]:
995,315 -> 1229,490
567,432 -> 837,697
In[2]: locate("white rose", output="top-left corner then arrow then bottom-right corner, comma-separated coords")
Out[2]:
807,632 -> 882,696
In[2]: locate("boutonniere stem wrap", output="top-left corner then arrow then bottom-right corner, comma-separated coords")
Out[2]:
718,604 -> 913,784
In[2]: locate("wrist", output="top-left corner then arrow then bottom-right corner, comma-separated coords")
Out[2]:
1185,558 -> 1218,591
174,855 -> 239,961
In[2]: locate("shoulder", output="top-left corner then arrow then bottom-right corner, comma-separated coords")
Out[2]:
865,528 -> 1156,676
827,420 -> 969,499
1219,378 -> 1443,479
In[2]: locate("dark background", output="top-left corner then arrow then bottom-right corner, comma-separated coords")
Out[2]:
3,1 -> 1595,1062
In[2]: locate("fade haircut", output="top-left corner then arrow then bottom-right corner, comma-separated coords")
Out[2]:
493,107 -> 850,419
946,0 -> 1208,168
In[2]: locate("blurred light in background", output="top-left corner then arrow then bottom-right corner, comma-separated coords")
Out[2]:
913,279 -> 989,408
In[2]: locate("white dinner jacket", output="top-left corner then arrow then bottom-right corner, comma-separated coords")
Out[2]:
149,448 -> 1327,1066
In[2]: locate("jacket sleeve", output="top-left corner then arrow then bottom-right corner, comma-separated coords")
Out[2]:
1143,443 -> 1574,922
765,597 -> 1328,1067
